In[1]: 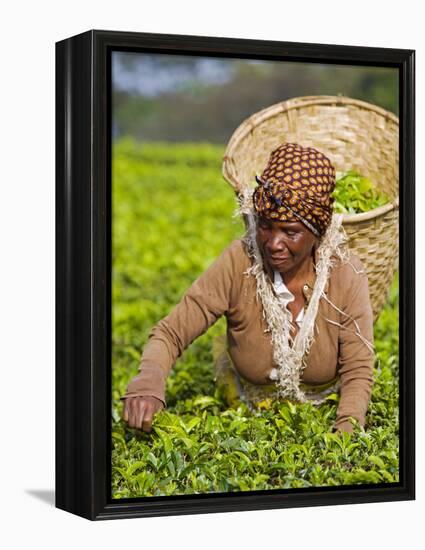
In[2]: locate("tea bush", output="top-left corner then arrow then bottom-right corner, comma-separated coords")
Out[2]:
333,170 -> 390,214
112,139 -> 399,497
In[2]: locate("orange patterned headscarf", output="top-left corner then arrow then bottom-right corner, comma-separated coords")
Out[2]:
253,143 -> 336,237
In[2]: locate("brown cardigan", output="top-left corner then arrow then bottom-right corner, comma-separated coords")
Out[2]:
122,239 -> 375,432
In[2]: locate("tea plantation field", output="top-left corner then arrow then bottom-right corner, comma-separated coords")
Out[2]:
111,139 -> 399,498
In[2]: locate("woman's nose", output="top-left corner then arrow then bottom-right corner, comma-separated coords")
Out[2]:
267,232 -> 286,252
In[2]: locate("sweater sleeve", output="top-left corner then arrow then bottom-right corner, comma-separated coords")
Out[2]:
120,240 -> 242,406
333,259 -> 375,433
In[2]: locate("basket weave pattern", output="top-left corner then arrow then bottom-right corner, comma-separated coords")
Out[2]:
222,95 -> 399,321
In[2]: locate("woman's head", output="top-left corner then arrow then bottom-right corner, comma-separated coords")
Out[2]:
253,142 -> 336,238
256,216 -> 318,274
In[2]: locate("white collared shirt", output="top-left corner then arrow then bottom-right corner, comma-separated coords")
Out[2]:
269,271 -> 305,382
273,270 -> 304,327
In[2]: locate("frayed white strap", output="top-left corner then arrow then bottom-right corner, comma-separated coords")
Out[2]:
320,293 -> 375,353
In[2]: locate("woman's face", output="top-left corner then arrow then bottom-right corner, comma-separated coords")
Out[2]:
256,216 -> 318,274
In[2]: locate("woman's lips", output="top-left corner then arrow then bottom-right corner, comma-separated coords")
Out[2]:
269,254 -> 290,263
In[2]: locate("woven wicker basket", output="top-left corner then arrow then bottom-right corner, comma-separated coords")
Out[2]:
222,95 -> 399,321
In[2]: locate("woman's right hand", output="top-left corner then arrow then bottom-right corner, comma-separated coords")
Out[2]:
122,396 -> 164,432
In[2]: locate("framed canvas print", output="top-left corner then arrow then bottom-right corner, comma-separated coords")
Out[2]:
56,29 -> 415,520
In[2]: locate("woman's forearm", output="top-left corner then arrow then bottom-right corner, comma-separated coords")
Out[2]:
121,240 -> 241,405
334,364 -> 374,432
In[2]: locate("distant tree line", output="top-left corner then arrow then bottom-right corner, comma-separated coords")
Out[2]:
113,59 -> 398,143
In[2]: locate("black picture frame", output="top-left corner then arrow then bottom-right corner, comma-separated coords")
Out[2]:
55,29 -> 415,521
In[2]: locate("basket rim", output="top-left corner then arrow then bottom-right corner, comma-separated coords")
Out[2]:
341,198 -> 399,223
223,94 -> 399,162
234,189 -> 398,223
